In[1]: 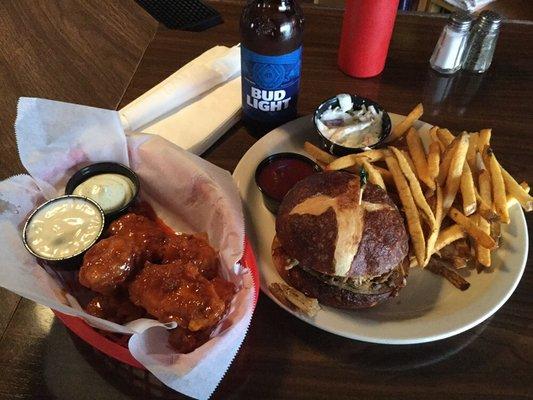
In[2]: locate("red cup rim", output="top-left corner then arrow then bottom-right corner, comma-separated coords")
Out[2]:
54,236 -> 260,369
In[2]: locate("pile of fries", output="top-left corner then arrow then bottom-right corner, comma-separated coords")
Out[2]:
304,103 -> 532,290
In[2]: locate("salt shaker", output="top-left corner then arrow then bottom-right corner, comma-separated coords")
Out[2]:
430,12 -> 473,74
462,11 -> 502,73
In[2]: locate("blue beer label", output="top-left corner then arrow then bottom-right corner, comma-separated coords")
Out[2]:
241,46 -> 302,124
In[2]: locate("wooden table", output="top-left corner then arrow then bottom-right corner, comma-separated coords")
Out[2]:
1,1 -> 532,399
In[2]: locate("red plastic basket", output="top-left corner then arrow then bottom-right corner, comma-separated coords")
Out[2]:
54,237 -> 260,369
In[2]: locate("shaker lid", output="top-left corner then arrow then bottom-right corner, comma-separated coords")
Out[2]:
450,11 -> 474,31
477,10 -> 502,29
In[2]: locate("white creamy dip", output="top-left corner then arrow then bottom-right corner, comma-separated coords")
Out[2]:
73,173 -> 135,213
317,94 -> 383,148
25,196 -> 104,260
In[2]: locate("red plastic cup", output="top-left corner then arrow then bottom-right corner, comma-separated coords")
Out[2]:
338,0 -> 400,78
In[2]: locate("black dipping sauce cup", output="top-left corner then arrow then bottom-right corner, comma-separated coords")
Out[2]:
255,153 -> 322,214
65,162 -> 140,221
313,94 -> 392,157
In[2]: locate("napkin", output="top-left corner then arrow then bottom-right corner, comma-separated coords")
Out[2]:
119,45 -> 242,155
0,97 -> 256,400
443,0 -> 496,11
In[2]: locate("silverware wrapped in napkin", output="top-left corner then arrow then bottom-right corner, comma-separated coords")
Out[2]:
120,45 -> 241,155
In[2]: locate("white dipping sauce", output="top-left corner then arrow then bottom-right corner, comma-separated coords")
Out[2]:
73,173 -> 135,213
25,197 -> 104,260
317,94 -> 383,148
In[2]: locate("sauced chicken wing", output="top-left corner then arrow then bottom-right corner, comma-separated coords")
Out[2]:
79,211 -> 235,352
166,277 -> 234,353
210,276 -> 235,307
108,213 -> 166,249
158,233 -> 219,279
79,235 -> 144,294
128,261 -> 229,331
85,292 -> 146,324
167,327 -> 213,354
80,214 -> 167,293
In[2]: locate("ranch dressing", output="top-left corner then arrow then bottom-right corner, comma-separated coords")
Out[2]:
25,196 -> 104,260
73,173 -> 135,213
317,94 -> 383,148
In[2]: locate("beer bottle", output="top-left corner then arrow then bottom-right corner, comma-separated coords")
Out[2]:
240,0 -> 304,136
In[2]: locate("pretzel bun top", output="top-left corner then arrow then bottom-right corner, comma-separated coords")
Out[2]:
276,171 -> 408,279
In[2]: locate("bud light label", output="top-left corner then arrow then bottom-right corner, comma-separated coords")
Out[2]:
241,46 -> 302,125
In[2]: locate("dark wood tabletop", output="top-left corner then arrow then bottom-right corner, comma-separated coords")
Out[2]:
1,1 -> 532,399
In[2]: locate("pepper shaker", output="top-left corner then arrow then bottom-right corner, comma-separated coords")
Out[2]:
430,12 -> 473,75
462,11 -> 502,73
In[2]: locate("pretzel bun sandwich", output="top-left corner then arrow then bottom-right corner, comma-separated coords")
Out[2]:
272,170 -> 409,309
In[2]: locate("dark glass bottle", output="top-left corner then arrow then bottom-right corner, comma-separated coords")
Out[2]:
240,0 -> 304,137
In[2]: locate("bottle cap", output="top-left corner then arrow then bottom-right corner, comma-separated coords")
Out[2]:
450,11 -> 474,32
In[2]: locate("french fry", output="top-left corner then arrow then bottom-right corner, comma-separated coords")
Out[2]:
478,128 -> 492,150
443,133 -> 469,211
326,150 -> 384,171
315,160 -> 327,170
475,189 -> 500,222
486,149 -> 510,223
426,258 -> 470,291
437,136 -> 459,186
472,214 -> 491,268
478,169 -> 492,205
434,224 -> 466,253
490,220 -> 501,246
373,166 -> 393,186
429,126 -> 446,153
481,145 -> 491,176
428,126 -> 438,143
390,147 -> 435,228
436,128 -> 455,146
304,141 -> 336,165
501,167 -> 533,212
453,256 -> 468,269
466,132 -> 479,170
411,222 -> 464,269
427,141 -> 440,181
406,128 -> 435,190
326,154 -> 360,171
460,163 -> 476,216
385,154 -> 426,267
402,150 -> 417,178
389,103 -> 424,142
448,208 -> 497,250
425,185 -> 443,266
507,196 -> 519,208
475,151 -> 485,170
454,239 -> 472,260
362,159 -> 385,190
269,283 -> 320,317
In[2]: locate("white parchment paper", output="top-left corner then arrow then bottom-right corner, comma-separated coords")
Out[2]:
0,97 -> 255,400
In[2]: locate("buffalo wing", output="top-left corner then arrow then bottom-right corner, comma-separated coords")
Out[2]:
129,261 -> 231,331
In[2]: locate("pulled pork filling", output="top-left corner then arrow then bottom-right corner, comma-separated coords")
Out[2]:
299,263 -> 404,295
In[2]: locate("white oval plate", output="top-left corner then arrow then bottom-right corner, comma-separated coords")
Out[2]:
233,115 -> 529,344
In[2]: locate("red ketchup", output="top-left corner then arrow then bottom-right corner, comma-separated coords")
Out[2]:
257,156 -> 317,202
